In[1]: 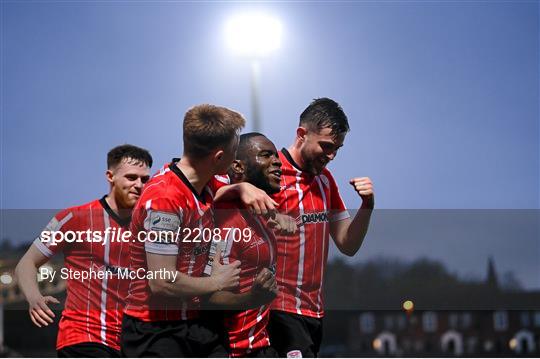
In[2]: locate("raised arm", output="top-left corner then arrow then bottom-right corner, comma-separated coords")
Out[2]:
330,177 -> 374,256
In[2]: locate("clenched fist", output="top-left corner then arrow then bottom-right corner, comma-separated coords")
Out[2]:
349,177 -> 374,207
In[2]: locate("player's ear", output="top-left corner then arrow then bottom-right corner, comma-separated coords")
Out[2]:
230,159 -> 245,176
297,127 -> 307,142
105,169 -> 114,185
214,149 -> 224,163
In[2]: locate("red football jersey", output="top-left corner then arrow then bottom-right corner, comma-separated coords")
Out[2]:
33,197 -> 131,351
124,160 -> 227,322
211,200 -> 276,357
271,149 -> 350,318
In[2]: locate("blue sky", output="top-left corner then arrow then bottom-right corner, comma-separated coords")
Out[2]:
1,1 -> 538,287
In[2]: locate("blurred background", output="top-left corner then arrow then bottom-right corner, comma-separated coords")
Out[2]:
1,0 -> 538,356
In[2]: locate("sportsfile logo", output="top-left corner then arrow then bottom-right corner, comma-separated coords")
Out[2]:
299,211 -> 328,224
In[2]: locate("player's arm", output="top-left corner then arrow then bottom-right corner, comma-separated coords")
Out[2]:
206,268 -> 277,310
330,177 -> 375,256
214,182 -> 278,216
146,250 -> 240,300
15,245 -> 60,327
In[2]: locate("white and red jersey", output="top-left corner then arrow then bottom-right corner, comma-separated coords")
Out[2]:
212,200 -> 276,357
124,159 -> 227,322
271,149 -> 350,318
33,196 -> 131,351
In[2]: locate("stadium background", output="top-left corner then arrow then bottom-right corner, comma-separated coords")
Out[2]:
1,1 -> 539,356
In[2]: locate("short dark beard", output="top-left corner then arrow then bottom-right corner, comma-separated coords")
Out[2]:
299,148 -> 320,175
244,165 -> 278,195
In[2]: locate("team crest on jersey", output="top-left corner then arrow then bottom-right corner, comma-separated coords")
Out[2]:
300,211 -> 329,224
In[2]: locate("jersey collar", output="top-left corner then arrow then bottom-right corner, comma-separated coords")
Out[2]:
168,159 -> 207,204
282,147 -> 315,176
99,195 -> 131,227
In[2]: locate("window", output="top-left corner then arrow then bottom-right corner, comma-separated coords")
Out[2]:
359,312 -> 375,333
461,313 -> 472,329
448,313 -> 459,329
422,311 -> 438,332
520,312 -> 530,327
396,314 -> 407,330
384,315 -> 394,330
534,312 -> 540,327
493,311 -> 508,331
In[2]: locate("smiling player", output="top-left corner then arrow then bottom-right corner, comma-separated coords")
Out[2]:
15,144 -> 152,357
268,98 -> 375,357
208,132 -> 296,357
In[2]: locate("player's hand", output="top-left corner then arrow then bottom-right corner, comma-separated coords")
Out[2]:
349,177 -> 374,207
266,213 -> 297,235
28,295 -> 59,327
251,268 -> 278,305
237,182 -> 278,216
210,250 -> 241,292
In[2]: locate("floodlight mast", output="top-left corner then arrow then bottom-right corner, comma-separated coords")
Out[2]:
226,13 -> 282,132
250,61 -> 262,133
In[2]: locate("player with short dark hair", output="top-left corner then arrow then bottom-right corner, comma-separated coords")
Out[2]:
15,144 -> 153,357
107,144 -> 153,170
268,98 -> 375,357
206,133 -> 296,358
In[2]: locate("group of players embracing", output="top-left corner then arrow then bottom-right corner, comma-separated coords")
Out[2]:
15,98 -> 375,358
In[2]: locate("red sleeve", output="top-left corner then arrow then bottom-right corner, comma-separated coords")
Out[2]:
141,196 -> 185,256
215,204 -> 247,263
33,208 -> 78,258
326,170 -> 351,222
209,175 -> 230,192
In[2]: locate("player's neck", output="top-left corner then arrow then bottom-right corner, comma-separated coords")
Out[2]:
288,144 -> 307,171
104,194 -> 131,219
176,157 -> 213,195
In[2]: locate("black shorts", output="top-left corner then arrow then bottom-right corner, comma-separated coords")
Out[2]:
57,342 -> 120,357
120,313 -> 228,357
267,311 -> 323,358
